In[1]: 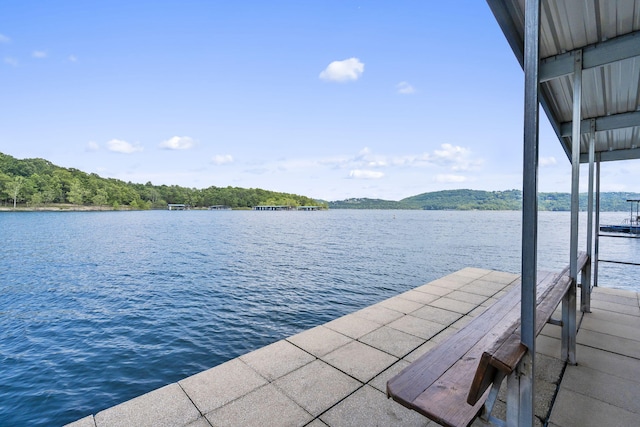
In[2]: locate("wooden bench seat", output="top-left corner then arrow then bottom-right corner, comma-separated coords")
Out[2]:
387,254 -> 589,427
468,252 -> 588,406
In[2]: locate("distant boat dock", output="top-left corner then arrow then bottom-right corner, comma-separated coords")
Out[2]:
167,204 -> 188,210
253,205 -> 323,211
166,204 -> 323,211
599,199 -> 640,235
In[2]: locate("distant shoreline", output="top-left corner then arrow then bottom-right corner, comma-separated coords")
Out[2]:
0,205 -> 130,212
0,204 -> 631,213
0,205 -> 282,212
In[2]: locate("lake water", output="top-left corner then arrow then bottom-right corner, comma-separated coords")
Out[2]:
1,209 -> 638,426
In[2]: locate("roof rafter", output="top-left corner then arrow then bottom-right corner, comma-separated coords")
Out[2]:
560,111 -> 640,137
540,30 -> 640,82
581,147 -> 640,163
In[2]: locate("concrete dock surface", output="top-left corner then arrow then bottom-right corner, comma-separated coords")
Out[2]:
66,268 -> 640,427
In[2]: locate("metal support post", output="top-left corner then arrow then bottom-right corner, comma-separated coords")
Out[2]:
583,120 -> 595,312
564,49 -> 582,365
506,369 -> 519,427
594,157 -> 601,287
506,352 -> 533,427
520,0 -> 541,424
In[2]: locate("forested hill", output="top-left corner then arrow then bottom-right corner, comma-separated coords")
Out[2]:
0,152 -> 324,209
330,189 -> 640,211
3,152 -> 638,211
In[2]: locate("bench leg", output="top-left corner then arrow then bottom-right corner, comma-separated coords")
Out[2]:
506,352 -> 534,427
581,262 -> 592,313
481,371 -> 506,424
561,279 -> 577,364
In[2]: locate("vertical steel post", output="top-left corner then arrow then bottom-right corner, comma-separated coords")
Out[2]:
520,0 -> 541,424
563,49 -> 582,364
506,370 -> 520,425
594,157 -> 601,287
583,120 -> 595,312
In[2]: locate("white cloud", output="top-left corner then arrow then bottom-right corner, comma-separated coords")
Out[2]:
349,169 -> 384,179
436,174 -> 467,183
86,141 -> 100,151
367,160 -> 387,167
390,154 -> 430,167
540,156 -> 557,167
212,154 -> 234,165
432,143 -> 482,171
159,136 -> 195,150
346,144 -> 481,172
69,54 -> 78,62
396,81 -> 415,94
354,147 -> 389,168
319,57 -> 364,82
107,139 -> 143,154
433,143 -> 468,162
32,51 -> 47,59
0,34 -> 10,43
4,57 -> 18,67
317,145 -> 481,175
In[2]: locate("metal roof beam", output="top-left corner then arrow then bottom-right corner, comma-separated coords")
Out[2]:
560,111 -> 640,137
581,147 -> 640,163
540,31 -> 640,82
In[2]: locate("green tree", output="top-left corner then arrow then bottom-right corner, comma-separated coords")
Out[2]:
92,188 -> 109,206
67,179 -> 86,205
29,192 -> 43,207
0,172 -> 11,204
10,176 -> 25,208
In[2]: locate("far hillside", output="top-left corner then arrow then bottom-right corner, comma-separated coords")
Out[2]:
3,152 -> 638,212
329,189 -> 640,211
402,189 -> 521,210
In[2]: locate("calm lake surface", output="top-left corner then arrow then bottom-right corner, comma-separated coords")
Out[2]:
1,209 -> 638,426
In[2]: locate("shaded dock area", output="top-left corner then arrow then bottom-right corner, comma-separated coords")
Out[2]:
67,268 -> 640,427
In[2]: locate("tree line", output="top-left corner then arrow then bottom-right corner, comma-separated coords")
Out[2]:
0,152 -> 325,209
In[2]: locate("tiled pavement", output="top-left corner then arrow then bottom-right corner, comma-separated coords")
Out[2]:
547,287 -> 640,427
66,269 -> 640,427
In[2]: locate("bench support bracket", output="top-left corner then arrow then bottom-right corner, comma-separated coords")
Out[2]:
481,371 -> 506,424
561,278 -> 577,364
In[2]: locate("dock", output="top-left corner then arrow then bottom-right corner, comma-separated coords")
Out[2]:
167,204 -> 187,211
66,268 -> 640,427
253,206 -> 323,211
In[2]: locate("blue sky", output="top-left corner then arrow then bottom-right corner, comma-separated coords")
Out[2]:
0,1 -> 633,201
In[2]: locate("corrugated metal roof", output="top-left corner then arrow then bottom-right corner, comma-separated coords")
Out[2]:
487,0 -> 640,162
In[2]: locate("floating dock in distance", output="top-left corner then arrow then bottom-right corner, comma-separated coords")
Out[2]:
253,205 -> 323,211
600,199 -> 640,234
167,204 -> 187,210
599,224 -> 640,234
253,205 -> 295,211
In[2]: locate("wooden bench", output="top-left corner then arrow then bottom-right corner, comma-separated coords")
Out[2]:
387,253 -> 589,427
